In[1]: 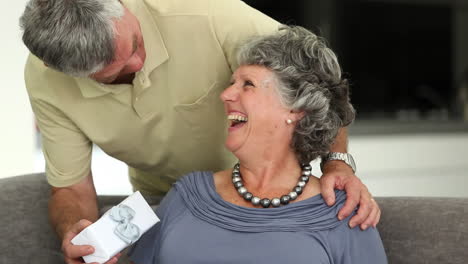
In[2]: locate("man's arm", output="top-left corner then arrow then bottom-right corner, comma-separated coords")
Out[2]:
50,171 -> 121,264
330,127 -> 348,152
50,171 -> 99,264
49,171 -> 98,239
320,127 -> 381,230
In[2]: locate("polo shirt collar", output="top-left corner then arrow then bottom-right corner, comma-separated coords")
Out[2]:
77,0 -> 169,98
75,77 -> 130,98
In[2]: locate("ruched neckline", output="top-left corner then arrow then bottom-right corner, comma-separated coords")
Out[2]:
173,171 -> 347,233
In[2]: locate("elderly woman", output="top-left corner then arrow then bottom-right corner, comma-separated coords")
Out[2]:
128,26 -> 387,263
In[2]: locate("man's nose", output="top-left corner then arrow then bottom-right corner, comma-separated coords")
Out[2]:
126,55 -> 145,73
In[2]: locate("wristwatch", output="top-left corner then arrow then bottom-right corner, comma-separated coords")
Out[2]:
321,152 -> 357,173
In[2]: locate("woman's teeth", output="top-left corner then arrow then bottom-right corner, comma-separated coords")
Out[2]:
227,114 -> 248,127
227,114 -> 248,122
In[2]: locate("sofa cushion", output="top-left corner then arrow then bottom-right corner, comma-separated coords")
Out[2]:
376,196 -> 468,263
0,173 -> 63,264
0,173 -> 163,264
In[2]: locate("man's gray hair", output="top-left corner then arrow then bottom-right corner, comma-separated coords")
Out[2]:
237,25 -> 356,163
19,0 -> 124,76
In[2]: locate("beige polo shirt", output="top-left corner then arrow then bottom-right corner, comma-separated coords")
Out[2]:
24,0 -> 279,195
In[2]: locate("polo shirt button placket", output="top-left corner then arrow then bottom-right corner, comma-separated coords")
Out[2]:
133,96 -> 143,118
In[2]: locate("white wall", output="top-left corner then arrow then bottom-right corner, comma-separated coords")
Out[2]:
308,133 -> 468,198
33,133 -> 468,197
349,134 -> 468,197
0,0 -> 35,178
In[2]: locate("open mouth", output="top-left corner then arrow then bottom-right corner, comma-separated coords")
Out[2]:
227,114 -> 248,129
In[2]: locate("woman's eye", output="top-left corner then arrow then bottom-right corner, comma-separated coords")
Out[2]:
244,80 -> 254,87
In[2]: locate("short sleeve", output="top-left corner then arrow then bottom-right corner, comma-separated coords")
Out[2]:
127,187 -> 185,264
327,218 -> 388,264
30,98 -> 92,187
210,0 -> 280,71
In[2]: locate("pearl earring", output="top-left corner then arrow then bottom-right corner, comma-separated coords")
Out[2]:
286,119 -> 293,124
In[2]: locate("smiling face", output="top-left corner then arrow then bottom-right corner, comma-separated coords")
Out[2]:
91,7 -> 146,84
220,65 -> 301,159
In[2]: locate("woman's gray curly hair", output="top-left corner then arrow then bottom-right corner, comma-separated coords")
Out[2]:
237,25 -> 355,163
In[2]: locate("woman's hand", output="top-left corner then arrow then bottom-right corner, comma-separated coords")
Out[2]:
320,161 -> 381,230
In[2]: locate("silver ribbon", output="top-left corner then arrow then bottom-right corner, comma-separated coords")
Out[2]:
109,204 -> 141,244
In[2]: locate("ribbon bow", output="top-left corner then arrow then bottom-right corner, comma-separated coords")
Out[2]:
109,204 -> 141,244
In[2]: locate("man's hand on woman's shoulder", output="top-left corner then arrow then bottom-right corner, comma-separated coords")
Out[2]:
320,161 -> 381,230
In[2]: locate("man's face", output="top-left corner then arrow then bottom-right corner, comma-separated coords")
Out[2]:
91,7 -> 146,84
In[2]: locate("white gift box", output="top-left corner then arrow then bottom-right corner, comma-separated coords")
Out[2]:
71,191 -> 160,264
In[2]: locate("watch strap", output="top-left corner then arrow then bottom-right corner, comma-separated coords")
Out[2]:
321,152 -> 357,173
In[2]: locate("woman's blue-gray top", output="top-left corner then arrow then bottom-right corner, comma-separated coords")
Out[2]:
128,171 -> 387,264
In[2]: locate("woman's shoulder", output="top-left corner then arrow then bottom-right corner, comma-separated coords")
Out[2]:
324,211 -> 387,263
175,171 -> 214,191
169,171 -> 217,207
154,171 -> 214,220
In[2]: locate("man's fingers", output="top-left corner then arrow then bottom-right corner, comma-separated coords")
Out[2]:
64,257 -> 95,264
337,191 -> 360,221
62,219 -> 95,258
359,199 -> 378,230
63,219 -> 93,244
63,244 -> 94,259
105,256 -> 120,264
104,257 -> 118,264
69,219 -> 93,234
373,201 -> 382,227
348,200 -> 370,228
320,176 -> 337,206
337,179 -> 362,220
104,253 -> 122,264
347,191 -> 373,228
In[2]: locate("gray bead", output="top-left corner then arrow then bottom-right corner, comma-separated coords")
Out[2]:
280,195 -> 290,205
234,181 -> 243,188
271,198 -> 281,207
243,192 -> 253,201
289,191 -> 298,200
260,198 -> 271,208
302,170 -> 311,176
297,181 -> 306,188
232,171 -> 240,177
301,164 -> 312,170
294,186 -> 303,195
238,187 -> 247,195
251,197 -> 261,205
234,163 -> 240,169
232,177 -> 241,183
301,176 -> 309,182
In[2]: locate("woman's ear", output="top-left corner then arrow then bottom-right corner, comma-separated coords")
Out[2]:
290,110 -> 305,122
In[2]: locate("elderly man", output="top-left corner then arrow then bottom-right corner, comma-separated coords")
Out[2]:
20,0 -> 379,263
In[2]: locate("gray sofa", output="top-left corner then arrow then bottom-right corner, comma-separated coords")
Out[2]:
1,173 -> 467,264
